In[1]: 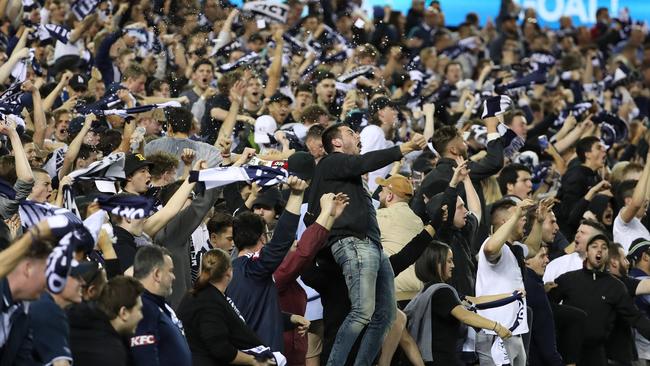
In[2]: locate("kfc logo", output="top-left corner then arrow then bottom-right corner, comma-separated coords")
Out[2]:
131,335 -> 156,347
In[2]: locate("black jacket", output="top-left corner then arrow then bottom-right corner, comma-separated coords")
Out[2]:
68,301 -> 132,366
556,162 -> 601,235
524,268 -> 564,366
549,268 -> 650,346
0,279 -> 31,366
411,137 -> 504,222
177,285 -> 263,366
306,146 -> 403,245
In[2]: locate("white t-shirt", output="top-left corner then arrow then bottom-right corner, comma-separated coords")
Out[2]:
542,252 -> 583,283
360,124 -> 394,193
613,211 -> 650,253
476,239 -> 528,335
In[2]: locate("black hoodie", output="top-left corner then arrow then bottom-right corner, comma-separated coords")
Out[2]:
67,301 -> 132,366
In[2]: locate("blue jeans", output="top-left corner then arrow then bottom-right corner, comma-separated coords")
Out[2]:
327,237 -> 396,366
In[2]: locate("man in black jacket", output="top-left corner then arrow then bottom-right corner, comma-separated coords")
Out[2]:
549,235 -> 650,366
69,276 -> 144,366
555,136 -> 605,237
306,123 -> 426,365
411,95 -> 506,251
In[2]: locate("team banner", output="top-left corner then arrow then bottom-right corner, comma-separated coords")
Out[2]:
242,0 -> 289,23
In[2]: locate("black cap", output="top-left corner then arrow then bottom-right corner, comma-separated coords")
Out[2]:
628,239 -> 650,262
368,96 -> 397,117
69,73 -> 88,92
124,153 -> 153,176
70,260 -> 98,278
288,152 -> 315,181
269,92 -> 292,105
67,116 -> 108,136
252,187 -> 285,211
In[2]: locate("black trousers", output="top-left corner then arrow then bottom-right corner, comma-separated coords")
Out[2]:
552,302 -> 588,364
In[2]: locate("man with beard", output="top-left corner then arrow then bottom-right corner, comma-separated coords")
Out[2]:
361,96 -> 400,193
549,236 -> 650,366
376,174 -> 423,305
306,124 -> 426,365
411,96 -> 504,225
130,246 -> 191,366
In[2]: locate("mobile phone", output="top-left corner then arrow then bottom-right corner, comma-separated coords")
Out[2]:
538,135 -> 549,150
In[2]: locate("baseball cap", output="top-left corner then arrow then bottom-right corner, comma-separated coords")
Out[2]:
252,187 -> 284,210
368,96 -> 397,117
70,259 -> 98,278
628,239 -> 650,262
254,115 -> 278,144
69,73 -> 88,92
269,92 -> 292,105
375,174 -> 414,198
124,153 -> 153,176
288,152 -> 315,181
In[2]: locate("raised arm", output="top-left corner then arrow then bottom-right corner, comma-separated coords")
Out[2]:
1,117 -> 33,183
0,219 -> 52,278
422,103 -> 435,142
0,42 -> 29,85
27,78 -> 46,148
143,160 -> 204,237
43,71 -> 72,112
264,29 -> 284,98
274,193 -> 348,291
328,134 -> 426,179
247,177 -> 308,279
620,149 -> 650,223
455,157 -> 481,221
216,80 -> 245,143
59,114 -> 95,179
484,199 -> 536,260
524,198 -> 554,255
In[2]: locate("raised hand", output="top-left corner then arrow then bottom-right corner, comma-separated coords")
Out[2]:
229,80 -> 247,104
192,159 -> 208,171
286,176 -> 308,193
319,193 -> 336,217
482,95 -> 512,119
535,197 -> 555,222
450,157 -> 469,187
515,199 -> 537,217
61,70 -> 73,85
409,133 -> 427,150
235,147 -> 256,166
331,193 -> 349,219
181,148 -> 196,166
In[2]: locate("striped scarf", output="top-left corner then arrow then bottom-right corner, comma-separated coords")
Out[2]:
63,153 -> 126,217
188,165 -> 288,190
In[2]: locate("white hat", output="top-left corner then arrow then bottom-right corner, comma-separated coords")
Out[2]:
254,115 -> 277,144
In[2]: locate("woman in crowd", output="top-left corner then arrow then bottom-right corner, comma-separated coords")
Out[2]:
407,241 -> 517,365
177,248 -> 276,366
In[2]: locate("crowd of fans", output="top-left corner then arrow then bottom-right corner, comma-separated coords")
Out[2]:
0,0 -> 650,365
